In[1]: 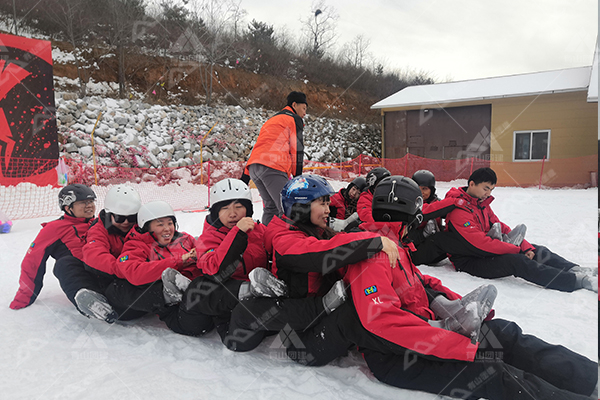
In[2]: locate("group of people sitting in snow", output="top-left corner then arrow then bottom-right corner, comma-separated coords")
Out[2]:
8,164 -> 598,399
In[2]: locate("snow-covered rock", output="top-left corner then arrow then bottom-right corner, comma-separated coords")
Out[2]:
55,94 -> 381,170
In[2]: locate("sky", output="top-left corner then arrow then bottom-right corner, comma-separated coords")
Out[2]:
239,0 -> 598,82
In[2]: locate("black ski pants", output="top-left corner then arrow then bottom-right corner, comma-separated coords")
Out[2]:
183,275 -> 330,353
286,302 -> 596,399
54,256 -> 146,321
451,245 -> 580,292
364,318 -> 596,400
105,278 -> 214,336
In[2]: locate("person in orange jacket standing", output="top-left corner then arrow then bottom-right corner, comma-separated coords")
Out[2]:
242,91 -> 307,225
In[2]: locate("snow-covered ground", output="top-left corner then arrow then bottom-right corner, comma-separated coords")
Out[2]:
1,180 -> 597,399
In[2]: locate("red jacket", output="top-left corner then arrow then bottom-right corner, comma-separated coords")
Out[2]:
265,216 -> 383,298
444,187 -> 534,257
10,214 -> 90,309
359,221 -> 403,243
357,191 -> 374,223
196,217 -> 268,281
82,212 -> 132,279
329,189 -> 348,219
420,196 -> 447,230
244,106 -> 304,177
117,228 -> 200,286
341,247 -> 478,362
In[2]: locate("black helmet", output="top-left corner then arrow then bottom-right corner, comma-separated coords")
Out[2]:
372,176 -> 423,224
365,167 -> 391,191
412,170 -> 436,188
348,176 -> 368,193
58,184 -> 96,212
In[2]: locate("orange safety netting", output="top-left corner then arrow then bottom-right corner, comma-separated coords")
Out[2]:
0,154 -> 595,220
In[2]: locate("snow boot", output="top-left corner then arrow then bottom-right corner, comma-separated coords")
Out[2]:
503,223 -> 527,246
442,304 -> 482,343
239,267 -> 288,300
575,273 -> 598,293
162,268 -> 191,305
486,222 -> 502,241
322,280 -> 347,314
430,284 -> 498,320
570,265 -> 598,277
75,288 -> 118,324
423,219 -> 439,238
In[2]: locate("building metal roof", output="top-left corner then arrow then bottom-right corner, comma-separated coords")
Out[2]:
372,66 -> 593,109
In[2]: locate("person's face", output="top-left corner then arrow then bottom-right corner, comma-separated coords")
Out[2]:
111,213 -> 136,233
466,181 -> 495,200
293,102 -> 307,118
310,196 -> 330,228
218,201 -> 247,229
347,186 -> 360,200
149,217 -> 175,246
419,186 -> 431,200
67,199 -> 96,219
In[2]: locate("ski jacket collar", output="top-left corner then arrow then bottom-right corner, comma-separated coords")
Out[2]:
445,186 -> 495,209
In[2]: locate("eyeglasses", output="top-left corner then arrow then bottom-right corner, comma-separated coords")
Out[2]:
112,214 -> 137,223
75,199 -> 95,206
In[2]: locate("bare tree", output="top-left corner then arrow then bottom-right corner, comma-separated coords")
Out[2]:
339,34 -> 371,69
185,0 -> 246,105
44,0 -> 91,98
91,0 -> 146,98
301,0 -> 338,59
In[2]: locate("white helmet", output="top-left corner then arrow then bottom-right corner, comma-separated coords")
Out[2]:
137,201 -> 175,230
104,185 -> 142,216
211,178 -> 252,205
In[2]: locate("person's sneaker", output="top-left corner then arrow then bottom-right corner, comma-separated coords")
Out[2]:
322,280 -> 347,314
503,224 -> 527,246
431,284 -> 497,320
75,289 -> 118,324
486,222 -> 502,241
162,268 -> 191,305
249,267 -> 288,298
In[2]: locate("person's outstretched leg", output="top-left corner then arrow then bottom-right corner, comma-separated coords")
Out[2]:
453,253 -> 581,292
363,348 -> 591,400
54,256 -> 104,306
483,319 -> 597,397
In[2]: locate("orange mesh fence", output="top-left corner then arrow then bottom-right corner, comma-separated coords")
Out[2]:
0,154 -> 595,220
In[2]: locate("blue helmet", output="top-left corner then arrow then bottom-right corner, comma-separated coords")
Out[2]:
281,175 -> 335,222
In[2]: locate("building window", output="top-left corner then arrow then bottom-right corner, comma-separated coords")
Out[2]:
513,130 -> 550,161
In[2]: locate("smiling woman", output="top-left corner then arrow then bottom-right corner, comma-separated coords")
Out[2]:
102,200 -> 214,337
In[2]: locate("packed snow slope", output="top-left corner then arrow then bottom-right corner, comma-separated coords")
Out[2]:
0,181 -> 597,399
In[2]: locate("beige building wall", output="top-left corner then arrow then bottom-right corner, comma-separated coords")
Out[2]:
489,91 -> 598,186
377,90 -> 598,186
